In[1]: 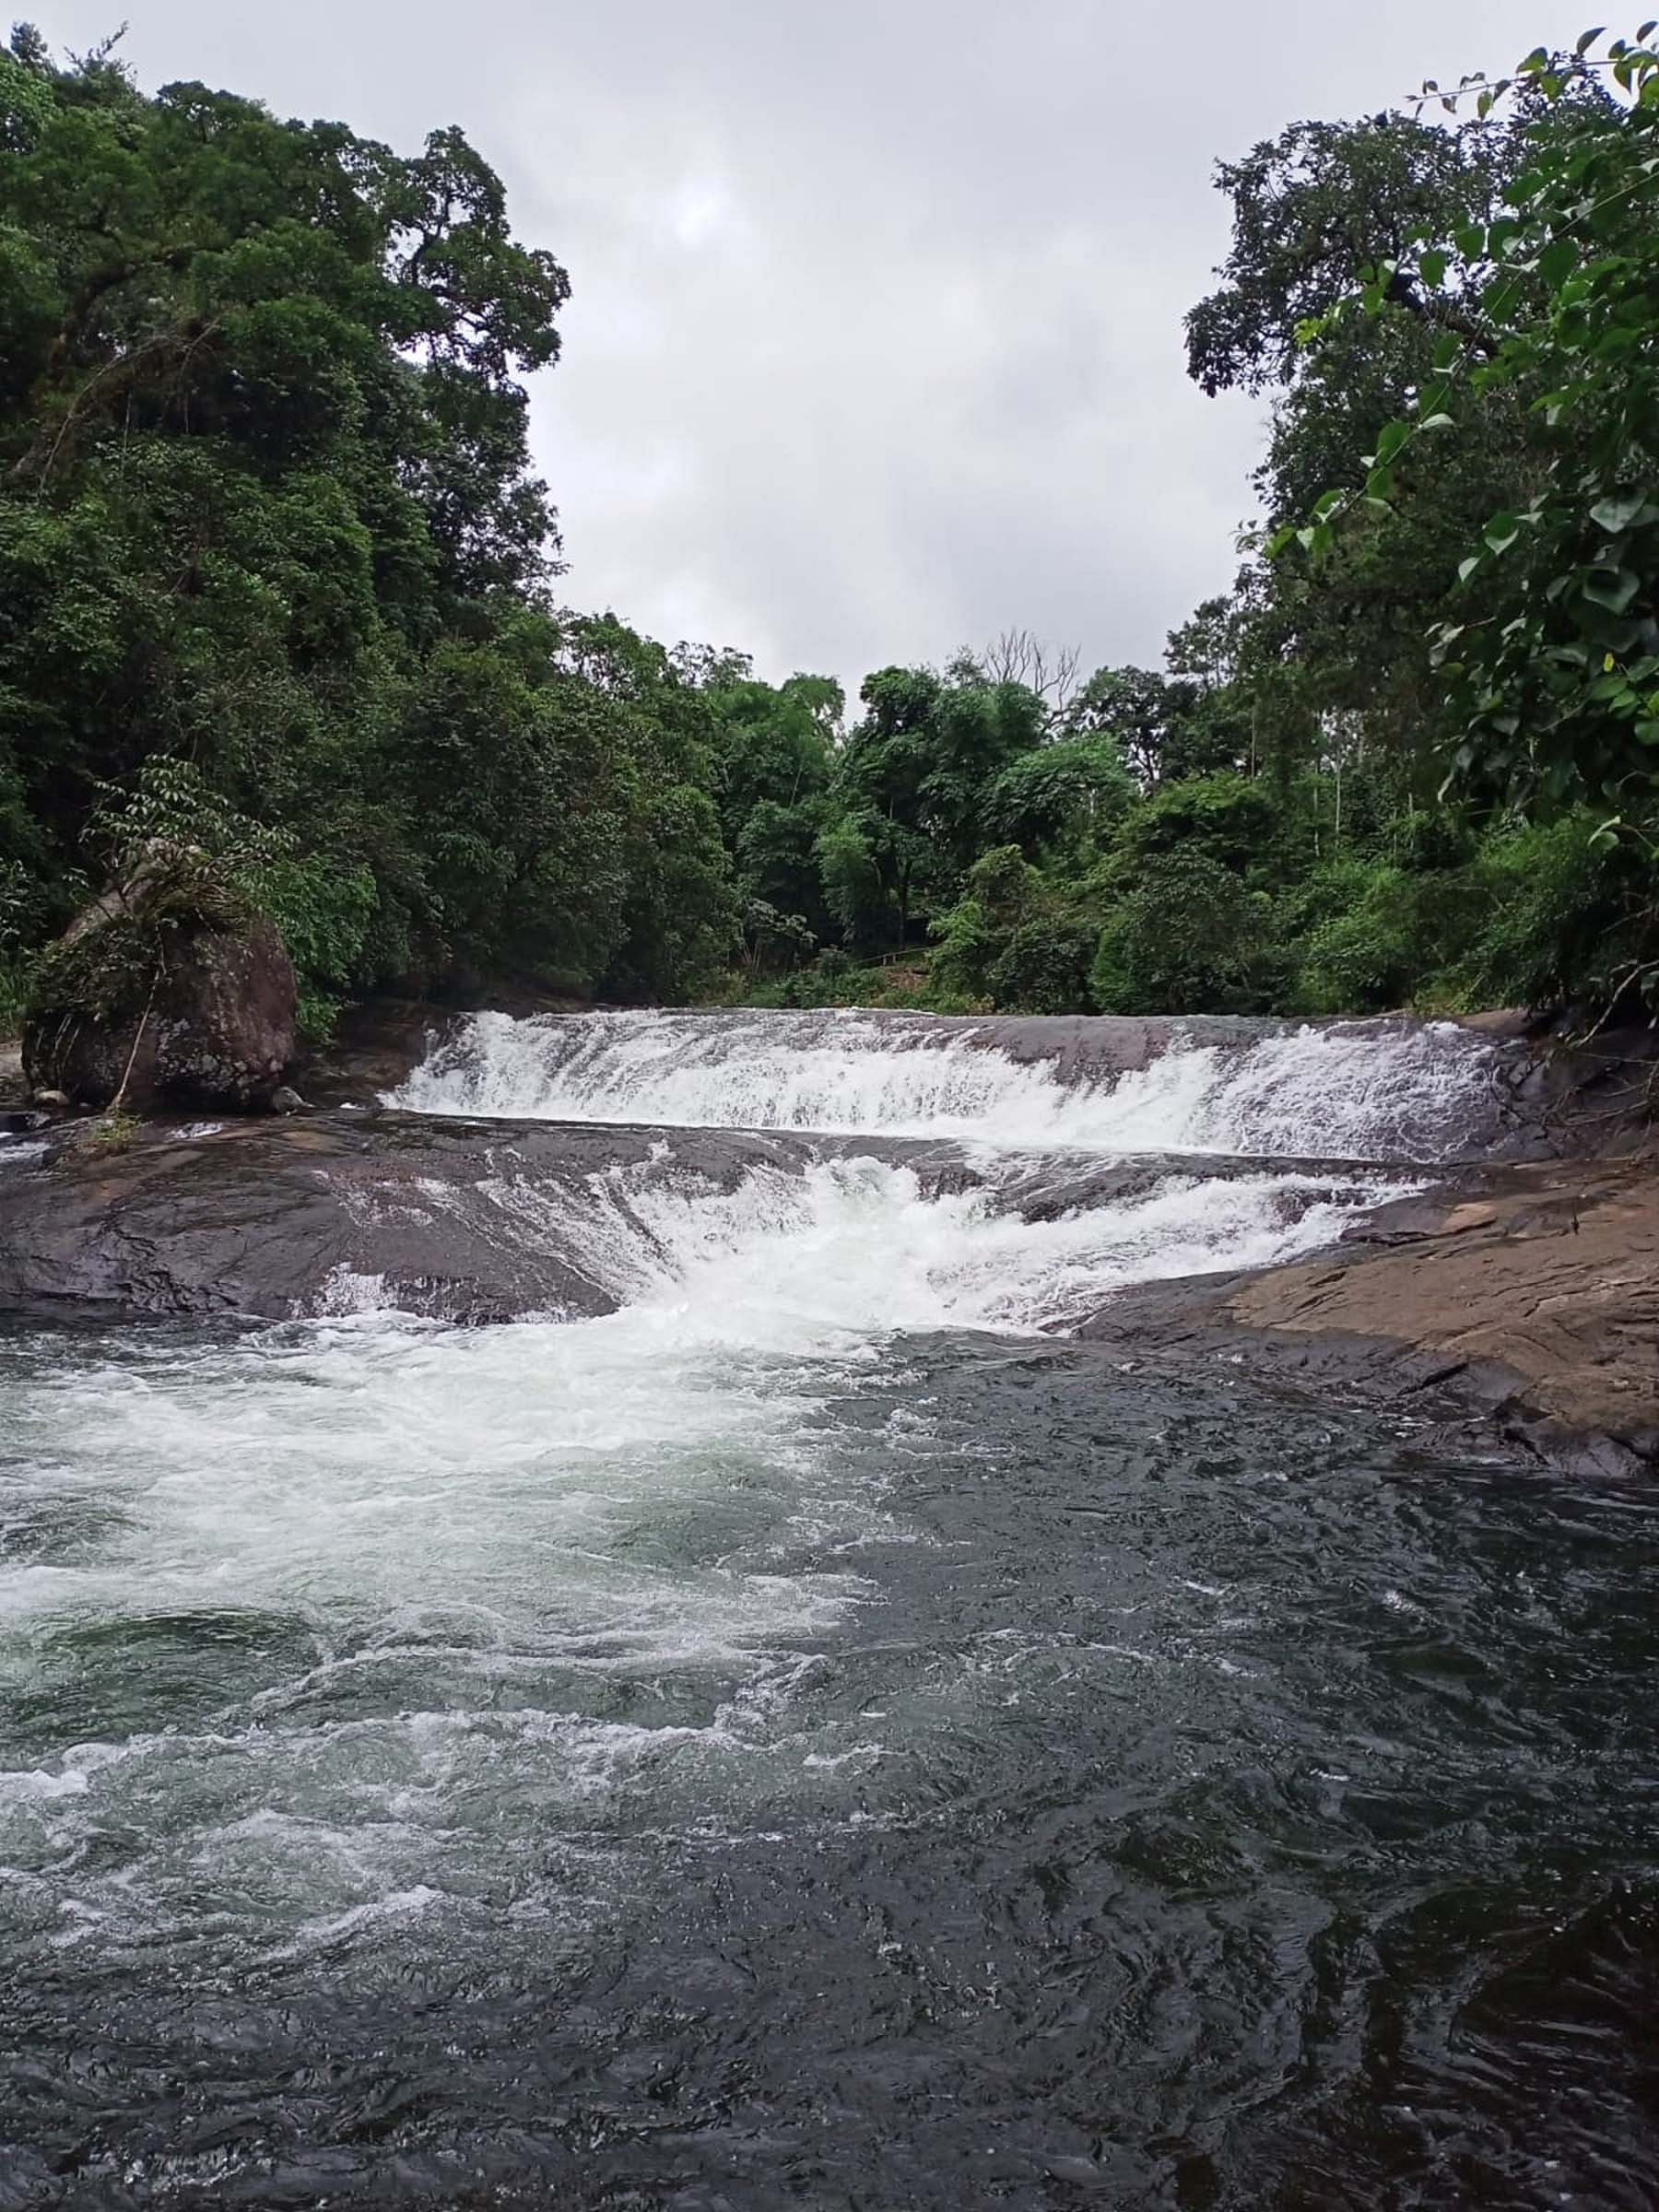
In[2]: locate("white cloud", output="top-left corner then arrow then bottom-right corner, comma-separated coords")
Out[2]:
39,0 -> 1598,695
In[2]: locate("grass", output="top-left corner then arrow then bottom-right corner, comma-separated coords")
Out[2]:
65,1110 -> 144,1159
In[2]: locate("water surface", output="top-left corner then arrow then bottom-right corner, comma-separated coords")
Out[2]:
2,1014 -> 1653,2208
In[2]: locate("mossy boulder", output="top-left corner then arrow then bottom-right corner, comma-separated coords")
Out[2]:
23,851 -> 297,1112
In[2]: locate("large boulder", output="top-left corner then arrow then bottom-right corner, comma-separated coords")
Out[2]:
23,857 -> 297,1112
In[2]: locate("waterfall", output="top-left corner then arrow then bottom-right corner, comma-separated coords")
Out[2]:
389,1007 -> 1501,1164
345,1006 -> 1509,1333
11,996 -> 1634,2212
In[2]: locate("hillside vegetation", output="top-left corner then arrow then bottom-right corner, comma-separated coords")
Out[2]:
1,24 -> 1655,1034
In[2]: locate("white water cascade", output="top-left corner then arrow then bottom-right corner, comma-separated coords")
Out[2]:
390,1007 -> 1502,1163
362,1006 -> 1510,1338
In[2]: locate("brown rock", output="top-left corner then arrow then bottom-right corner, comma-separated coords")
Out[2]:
22,867 -> 297,1112
1083,1155 -> 1659,1471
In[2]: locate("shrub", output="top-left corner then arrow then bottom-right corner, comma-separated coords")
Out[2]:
1091,850 -> 1277,1014
1114,773 -> 1277,874
1450,817 -> 1650,1014
1291,862 -> 1483,1015
987,920 -> 1098,1015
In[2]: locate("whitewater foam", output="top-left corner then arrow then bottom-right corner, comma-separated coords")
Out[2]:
390,1007 -> 1500,1162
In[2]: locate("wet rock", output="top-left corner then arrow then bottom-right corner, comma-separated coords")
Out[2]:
270,1085 -> 310,1114
0,1112 -> 976,1324
1081,1154 -> 1659,1473
29,1088 -> 70,1111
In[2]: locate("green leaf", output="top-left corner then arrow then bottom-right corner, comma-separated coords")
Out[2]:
1418,412 -> 1457,431
1454,223 -> 1487,262
1583,566 -> 1641,614
1518,45 -> 1550,71
1636,721 -> 1659,745
1432,334 -> 1462,372
1483,512 -> 1521,554
1590,491 -> 1648,532
1374,420 -> 1413,465
1457,556 -> 1484,584
1537,236 -> 1580,288
1576,26 -> 1606,56
1366,465 -> 1396,502
1418,247 -> 1449,288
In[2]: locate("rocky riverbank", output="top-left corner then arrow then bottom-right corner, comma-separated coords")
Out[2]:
1082,1154 -> 1659,1475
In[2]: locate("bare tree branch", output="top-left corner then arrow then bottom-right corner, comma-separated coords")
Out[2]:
980,628 -> 1083,706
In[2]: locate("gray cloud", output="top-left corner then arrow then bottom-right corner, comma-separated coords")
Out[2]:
41,0 -> 1597,696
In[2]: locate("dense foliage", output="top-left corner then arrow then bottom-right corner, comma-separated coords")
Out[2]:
2,22 -> 1653,1037
0,29 -> 733,1030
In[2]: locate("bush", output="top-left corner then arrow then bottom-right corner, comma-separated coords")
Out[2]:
928,897 -> 998,1004
1450,816 -> 1650,1013
1091,851 -> 1277,1014
1290,862 -> 1483,1015
248,851 -> 378,1042
1115,773 -> 1277,874
0,950 -> 33,1034
987,920 -> 1098,1014
927,846 -> 1096,1013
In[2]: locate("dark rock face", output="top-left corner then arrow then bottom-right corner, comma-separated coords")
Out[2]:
24,912 -> 296,1112
0,1112 -> 977,1324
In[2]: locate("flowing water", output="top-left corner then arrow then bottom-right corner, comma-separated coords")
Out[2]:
2,1013 -> 1654,2209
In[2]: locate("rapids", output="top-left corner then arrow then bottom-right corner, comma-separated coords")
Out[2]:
2,1009 -> 1654,2209
390,1005 -> 1509,1160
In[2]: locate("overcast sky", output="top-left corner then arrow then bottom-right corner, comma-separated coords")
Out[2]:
41,1 -> 1597,697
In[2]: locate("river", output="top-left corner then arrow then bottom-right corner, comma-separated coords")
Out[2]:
2,1011 -> 1654,2208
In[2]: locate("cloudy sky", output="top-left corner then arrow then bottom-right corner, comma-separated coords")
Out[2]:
42,1 -> 1596,696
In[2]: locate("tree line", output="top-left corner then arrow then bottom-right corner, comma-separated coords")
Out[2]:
0,23 -> 1653,1036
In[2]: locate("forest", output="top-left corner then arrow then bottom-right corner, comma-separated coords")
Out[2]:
1,21 -> 1655,1037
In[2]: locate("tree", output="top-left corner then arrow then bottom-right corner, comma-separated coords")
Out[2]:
705,671 -> 841,936
0,35 -> 746,1018
831,660 -> 1046,943
1185,113 -> 1512,400
977,628 -> 1081,707
1283,25 -> 1659,1006
1090,852 -> 1277,1015
983,736 -> 1135,861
